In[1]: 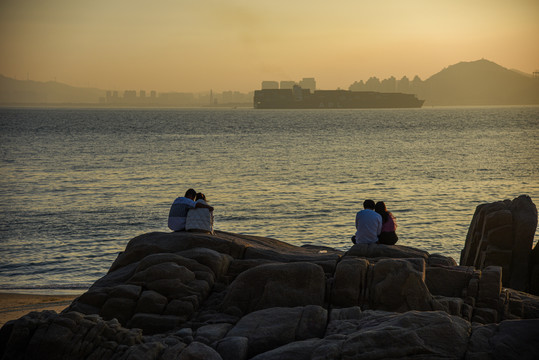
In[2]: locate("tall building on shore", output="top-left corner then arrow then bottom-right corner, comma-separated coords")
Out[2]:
280,81 -> 296,89
299,78 -> 316,92
261,81 -> 279,90
261,78 -> 316,91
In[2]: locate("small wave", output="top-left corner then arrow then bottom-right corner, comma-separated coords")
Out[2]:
0,285 -> 88,296
0,284 -> 89,290
220,216 -> 263,222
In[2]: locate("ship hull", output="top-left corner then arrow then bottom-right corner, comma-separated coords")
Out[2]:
254,89 -> 425,109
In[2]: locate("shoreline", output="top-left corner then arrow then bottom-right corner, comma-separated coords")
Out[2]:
0,292 -> 80,327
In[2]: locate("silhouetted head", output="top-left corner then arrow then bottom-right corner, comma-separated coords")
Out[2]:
375,201 -> 389,222
363,199 -> 375,210
195,192 -> 206,201
185,188 -> 197,199
375,201 -> 387,213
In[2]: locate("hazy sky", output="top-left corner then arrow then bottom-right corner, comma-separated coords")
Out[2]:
1,0 -> 538,92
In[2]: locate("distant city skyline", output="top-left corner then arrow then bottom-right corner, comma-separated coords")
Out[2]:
1,0 -> 538,93
1,58 -> 537,106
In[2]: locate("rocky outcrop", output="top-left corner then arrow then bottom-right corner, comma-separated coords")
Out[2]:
460,195 -> 538,294
2,215 -> 539,359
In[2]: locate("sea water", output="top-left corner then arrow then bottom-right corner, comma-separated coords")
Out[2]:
0,106 -> 538,293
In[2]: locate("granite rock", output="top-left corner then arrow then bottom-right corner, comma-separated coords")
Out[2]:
221,262 -> 326,315
2,197 -> 538,359
460,195 -> 538,293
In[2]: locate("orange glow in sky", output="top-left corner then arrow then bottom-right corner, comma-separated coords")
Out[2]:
1,0 -> 538,92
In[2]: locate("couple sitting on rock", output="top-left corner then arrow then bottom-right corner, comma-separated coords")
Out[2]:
168,188 -> 214,234
352,199 -> 398,245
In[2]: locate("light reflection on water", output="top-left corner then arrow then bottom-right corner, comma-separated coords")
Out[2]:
0,106 -> 538,291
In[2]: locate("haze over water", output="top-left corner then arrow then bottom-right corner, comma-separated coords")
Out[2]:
1,1 -> 538,92
0,106 -> 538,292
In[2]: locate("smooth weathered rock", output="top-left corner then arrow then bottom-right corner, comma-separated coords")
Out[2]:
510,195 -> 538,290
486,223 -> 514,249
466,319 -> 539,359
504,289 -> 539,320
135,253 -> 213,274
160,342 -> 187,360
346,242 -> 429,260
109,232 -> 245,272
221,262 -> 326,315
215,336 -> 249,360
164,299 -> 194,317
108,284 -> 142,300
477,266 -> 502,309
330,310 -> 471,359
226,306 -> 327,358
127,313 -> 181,335
226,259 -> 275,278
250,339 -> 322,360
177,341 -> 223,360
135,290 -> 168,314
426,265 -> 474,297
328,306 -> 362,322
119,341 -> 165,360
331,258 -> 369,308
530,245 -> 539,295
177,248 -> 233,279
0,311 -> 145,360
76,288 -> 109,308
2,219 -> 539,359
243,246 -> 339,264
194,323 -> 233,345
461,195 -> 538,294
472,307 -> 498,324
370,259 -> 436,312
100,297 -> 137,325
130,262 -> 197,284
435,296 -> 465,316
427,253 -> 457,267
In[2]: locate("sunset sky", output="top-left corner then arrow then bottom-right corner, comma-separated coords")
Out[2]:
1,0 -> 538,93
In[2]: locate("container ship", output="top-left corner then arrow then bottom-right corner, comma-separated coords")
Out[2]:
254,86 -> 425,109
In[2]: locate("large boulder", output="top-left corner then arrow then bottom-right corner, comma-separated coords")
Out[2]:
221,262 -> 326,315
66,251 -> 225,328
460,195 -> 537,293
510,196 -> 539,290
9,308 -> 537,360
370,259 -> 437,312
225,306 -> 327,358
324,309 -> 471,359
425,265 -> 475,297
331,257 -> 369,308
466,319 -> 539,359
332,257 -> 440,312
340,311 -> 470,358
2,220 -> 539,359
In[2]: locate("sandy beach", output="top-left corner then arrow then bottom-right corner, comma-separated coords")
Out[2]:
0,292 -> 79,327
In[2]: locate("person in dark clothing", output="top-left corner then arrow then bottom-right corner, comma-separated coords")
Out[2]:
375,201 -> 398,245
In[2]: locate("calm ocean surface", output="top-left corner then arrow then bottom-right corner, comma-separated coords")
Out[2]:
1,106 -> 538,293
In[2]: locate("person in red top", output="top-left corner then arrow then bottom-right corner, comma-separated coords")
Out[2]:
375,201 -> 399,245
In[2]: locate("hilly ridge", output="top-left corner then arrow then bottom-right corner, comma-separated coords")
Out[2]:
1,59 -> 538,106
0,75 -> 105,105
421,59 -> 539,105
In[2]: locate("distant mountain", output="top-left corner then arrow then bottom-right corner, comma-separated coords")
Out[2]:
420,59 -> 539,106
2,59 -> 538,106
0,75 -> 105,105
